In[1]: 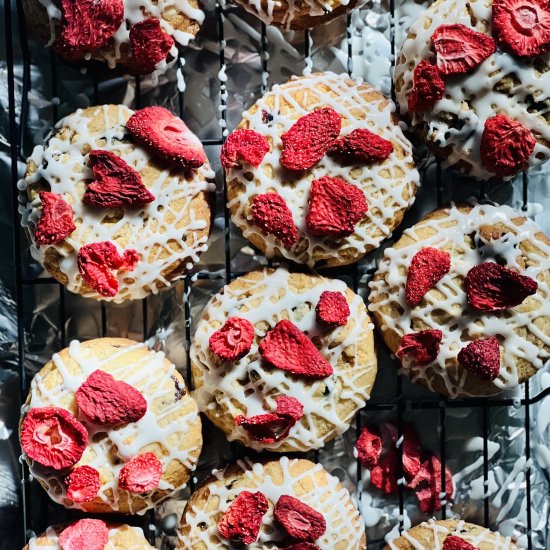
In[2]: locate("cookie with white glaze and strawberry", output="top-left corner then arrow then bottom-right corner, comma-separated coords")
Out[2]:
369,203 -> 550,398
394,0 -> 550,179
190,267 -> 377,452
19,104 -> 214,303
19,338 -> 202,514
178,457 -> 366,549
222,72 -> 419,268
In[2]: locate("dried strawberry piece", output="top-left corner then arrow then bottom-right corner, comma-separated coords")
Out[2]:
209,317 -> 255,361
34,191 -> 76,246
221,129 -> 270,169
492,0 -> 550,57
218,491 -> 268,544
431,24 -> 496,75
370,449 -> 399,494
66,465 -> 100,503
480,114 -> 536,177
306,176 -> 368,238
77,241 -> 139,298
20,407 -> 88,470
402,424 -> 422,481
280,107 -> 342,170
465,262 -> 538,311
259,320 -> 333,379
59,519 -> 109,550
407,61 -> 445,112
76,369 -> 147,426
406,247 -> 451,306
274,495 -> 326,542
315,291 -> 350,327
83,150 -> 155,209
275,396 -> 304,421
130,19 -> 174,74
355,427 -> 383,468
281,544 -> 320,550
118,452 -> 162,493
56,0 -> 123,61
328,128 -> 394,164
457,337 -> 501,380
251,193 -> 298,248
408,454 -> 454,513
396,329 -> 443,366
443,535 -> 479,550
126,107 -> 206,170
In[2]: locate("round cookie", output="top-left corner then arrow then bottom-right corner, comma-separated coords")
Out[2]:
178,457 -> 366,549
369,203 -> 550,398
22,0 -> 205,72
19,104 -> 214,303
19,338 -> 202,514
224,72 -> 419,268
394,0 -> 550,180
385,519 -> 520,549
191,267 -> 377,452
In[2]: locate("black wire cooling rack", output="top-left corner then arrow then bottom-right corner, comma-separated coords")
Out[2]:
3,0 -> 550,548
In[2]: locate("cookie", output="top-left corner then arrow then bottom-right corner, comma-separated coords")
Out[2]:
394,0 -> 550,180
178,457 -> 366,549
191,267 -> 377,452
369,203 -> 550,398
19,338 -> 202,514
19,104 -> 214,303
224,72 -> 419,268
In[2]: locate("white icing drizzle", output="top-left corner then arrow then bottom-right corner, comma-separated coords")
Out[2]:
178,457 -> 365,549
18,104 -> 214,303
226,72 -> 419,268
369,203 -> 550,398
191,267 -> 377,451
394,0 -> 550,180
23,339 -> 201,514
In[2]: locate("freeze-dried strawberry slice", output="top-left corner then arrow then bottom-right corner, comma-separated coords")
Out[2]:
355,426 -> 383,468
130,19 -> 174,74
402,424 -> 422,481
315,291 -> 350,327
259,320 -> 333,379
280,107 -> 341,170
66,465 -> 100,503
406,247 -> 451,306
59,519 -> 109,550
431,24 -> 496,75
396,329 -> 443,366
126,107 -> 206,170
251,193 -> 298,248
275,396 -> 304,421
34,191 -> 76,246
480,114 -> 536,177
221,129 -> 270,169
306,176 -> 368,238
282,544 -> 320,550
274,495 -> 326,542
328,128 -> 394,165
83,150 -> 155,209
457,337 -> 501,380
77,241 -> 139,298
21,407 -> 88,470
56,0 -> 123,61
370,449 -> 399,494
492,0 -> 550,57
76,369 -> 147,426
118,452 -> 162,493
407,61 -> 445,112
465,262 -> 538,311
218,491 -> 268,545
443,535 -> 479,550
209,317 -> 255,361
408,454 -> 454,513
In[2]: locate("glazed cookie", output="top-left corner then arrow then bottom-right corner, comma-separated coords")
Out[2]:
19,338 -> 202,514
22,0 -> 205,72
385,519 -> 520,549
19,104 -> 214,303
178,457 -> 366,549
191,267 -> 377,452
394,0 -> 550,179
222,72 -> 419,268
25,519 -> 153,549
369,203 -> 550,398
